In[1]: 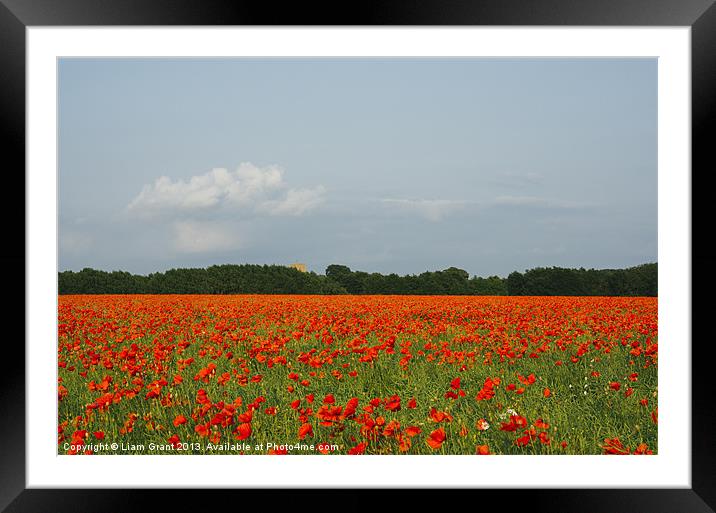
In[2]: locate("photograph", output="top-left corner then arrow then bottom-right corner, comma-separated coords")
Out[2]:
5,1 -> 711,509
57,57 -> 658,456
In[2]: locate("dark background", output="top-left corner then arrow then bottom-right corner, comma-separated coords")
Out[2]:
3,0 -> 715,512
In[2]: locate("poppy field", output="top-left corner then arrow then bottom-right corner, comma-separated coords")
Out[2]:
58,295 -> 657,455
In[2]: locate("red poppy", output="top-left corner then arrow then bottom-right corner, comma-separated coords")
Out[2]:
405,426 -> 421,437
633,443 -> 653,455
384,395 -> 401,412
343,397 -> 359,418
602,437 -> 630,455
348,442 -> 367,455
195,423 -> 210,438
426,427 -> 446,449
234,422 -> 252,440
173,414 -> 187,427
534,418 -> 549,429
298,423 -> 313,440
515,435 -> 531,447
429,407 -> 453,423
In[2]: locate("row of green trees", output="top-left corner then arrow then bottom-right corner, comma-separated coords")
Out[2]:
324,265 -> 508,295
58,264 -> 345,295
505,263 -> 657,296
59,262 -> 657,296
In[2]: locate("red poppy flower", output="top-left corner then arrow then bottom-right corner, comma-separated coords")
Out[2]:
602,437 -> 630,455
426,427 -> 446,449
384,395 -> 401,412
633,443 -> 653,455
348,442 -> 367,455
234,422 -> 252,440
298,423 -> 313,440
534,418 -> 549,429
405,426 -> 421,437
195,423 -> 210,438
343,397 -> 359,418
515,435 -> 531,447
429,407 -> 453,423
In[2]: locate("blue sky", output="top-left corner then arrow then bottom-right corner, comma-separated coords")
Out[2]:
58,58 -> 657,277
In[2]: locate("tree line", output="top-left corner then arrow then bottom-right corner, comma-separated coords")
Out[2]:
58,262 -> 656,296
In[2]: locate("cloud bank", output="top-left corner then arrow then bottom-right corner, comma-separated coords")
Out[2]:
125,162 -> 326,254
127,163 -> 325,218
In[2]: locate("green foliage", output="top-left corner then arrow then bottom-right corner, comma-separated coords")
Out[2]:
505,263 -> 657,297
58,262 -> 657,296
59,265 -> 348,295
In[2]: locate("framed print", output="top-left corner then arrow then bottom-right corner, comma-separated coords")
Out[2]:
4,0 -> 716,511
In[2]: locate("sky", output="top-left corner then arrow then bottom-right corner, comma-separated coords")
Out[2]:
58,58 -> 657,278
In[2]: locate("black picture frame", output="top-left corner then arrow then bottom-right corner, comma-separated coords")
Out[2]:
3,1 -> 714,512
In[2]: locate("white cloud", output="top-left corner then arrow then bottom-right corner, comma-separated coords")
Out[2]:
258,186 -> 327,216
127,162 -> 325,217
381,198 -> 468,222
172,221 -> 242,254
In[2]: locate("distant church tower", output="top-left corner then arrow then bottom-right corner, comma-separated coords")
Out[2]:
288,262 -> 307,273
